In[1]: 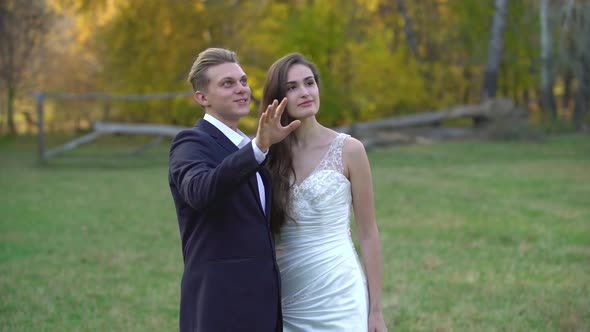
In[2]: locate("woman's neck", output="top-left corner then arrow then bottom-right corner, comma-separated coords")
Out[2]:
293,116 -> 323,145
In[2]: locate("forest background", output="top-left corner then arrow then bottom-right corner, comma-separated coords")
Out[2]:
1,0 -> 589,136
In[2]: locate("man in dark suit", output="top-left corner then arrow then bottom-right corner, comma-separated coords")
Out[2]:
169,48 -> 300,331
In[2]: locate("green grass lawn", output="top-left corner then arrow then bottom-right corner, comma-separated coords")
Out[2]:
1,134 -> 589,331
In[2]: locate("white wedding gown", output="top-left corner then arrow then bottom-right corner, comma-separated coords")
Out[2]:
277,133 -> 368,331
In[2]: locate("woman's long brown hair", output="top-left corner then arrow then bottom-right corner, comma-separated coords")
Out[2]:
260,53 -> 321,234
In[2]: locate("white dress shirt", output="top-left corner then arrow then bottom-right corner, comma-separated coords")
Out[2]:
203,114 -> 267,213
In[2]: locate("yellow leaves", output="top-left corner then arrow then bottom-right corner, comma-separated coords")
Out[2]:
346,38 -> 426,119
356,0 -> 381,12
162,21 -> 173,37
46,0 -> 67,13
238,116 -> 259,135
75,16 -> 92,44
193,1 -> 206,13
29,1 -> 548,127
95,0 -> 118,26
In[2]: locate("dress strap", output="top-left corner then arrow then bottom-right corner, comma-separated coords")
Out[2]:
318,133 -> 350,174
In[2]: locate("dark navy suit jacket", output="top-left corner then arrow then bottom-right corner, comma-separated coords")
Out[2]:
168,119 -> 281,332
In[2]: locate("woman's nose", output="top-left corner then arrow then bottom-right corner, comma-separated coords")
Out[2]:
300,86 -> 310,97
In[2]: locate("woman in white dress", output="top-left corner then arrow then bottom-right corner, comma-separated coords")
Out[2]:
261,53 -> 388,331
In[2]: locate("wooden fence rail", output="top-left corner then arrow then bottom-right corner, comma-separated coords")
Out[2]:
37,97 -> 524,161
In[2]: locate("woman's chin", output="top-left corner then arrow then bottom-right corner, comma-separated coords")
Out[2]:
289,109 -> 318,120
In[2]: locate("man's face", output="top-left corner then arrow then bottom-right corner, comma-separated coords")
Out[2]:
196,62 -> 251,127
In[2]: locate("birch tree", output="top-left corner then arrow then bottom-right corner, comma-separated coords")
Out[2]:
476,0 -> 509,128
559,1 -> 590,130
540,0 -> 557,119
571,5 -> 590,130
481,0 -> 509,101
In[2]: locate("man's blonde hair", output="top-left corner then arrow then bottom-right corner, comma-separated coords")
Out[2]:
187,48 -> 238,92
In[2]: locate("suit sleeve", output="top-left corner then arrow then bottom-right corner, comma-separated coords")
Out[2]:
169,129 -> 261,211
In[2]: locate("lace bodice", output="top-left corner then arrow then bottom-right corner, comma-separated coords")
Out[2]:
289,133 -> 350,220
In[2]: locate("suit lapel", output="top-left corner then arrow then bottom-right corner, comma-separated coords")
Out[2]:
196,119 -> 238,154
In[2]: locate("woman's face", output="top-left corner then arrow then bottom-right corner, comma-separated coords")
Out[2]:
284,64 -> 320,119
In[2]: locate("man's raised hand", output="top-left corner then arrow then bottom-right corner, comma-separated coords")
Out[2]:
254,97 -> 301,152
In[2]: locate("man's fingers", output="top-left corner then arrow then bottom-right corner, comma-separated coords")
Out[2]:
258,111 -> 267,126
270,99 -> 279,118
284,119 -> 301,132
275,97 -> 288,119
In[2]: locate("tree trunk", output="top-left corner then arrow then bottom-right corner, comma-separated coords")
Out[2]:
0,106 -> 3,134
572,61 -> 589,130
481,0 -> 508,101
570,4 -> 590,130
500,65 -> 509,97
6,85 -> 17,135
562,70 -> 573,110
540,0 -> 557,120
558,0 -> 575,111
102,101 -> 111,121
0,0 -> 51,136
462,67 -> 472,104
512,70 -> 520,105
396,0 -> 419,59
479,0 -> 508,127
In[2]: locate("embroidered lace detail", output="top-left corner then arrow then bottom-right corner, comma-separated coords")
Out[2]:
315,133 -> 348,175
289,133 -> 350,216
295,133 -> 348,182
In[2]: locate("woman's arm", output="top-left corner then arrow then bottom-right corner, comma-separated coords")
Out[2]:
344,137 -> 388,332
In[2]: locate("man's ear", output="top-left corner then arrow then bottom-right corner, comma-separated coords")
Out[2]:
194,91 -> 208,107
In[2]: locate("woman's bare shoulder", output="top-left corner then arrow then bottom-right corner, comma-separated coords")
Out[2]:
342,135 -> 366,156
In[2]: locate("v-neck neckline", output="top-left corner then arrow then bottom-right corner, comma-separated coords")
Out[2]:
292,134 -> 341,188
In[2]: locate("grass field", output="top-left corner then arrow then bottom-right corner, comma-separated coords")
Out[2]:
1,134 -> 589,331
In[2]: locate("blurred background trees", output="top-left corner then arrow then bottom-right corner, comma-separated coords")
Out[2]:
0,0 -> 53,135
1,0 -> 588,135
